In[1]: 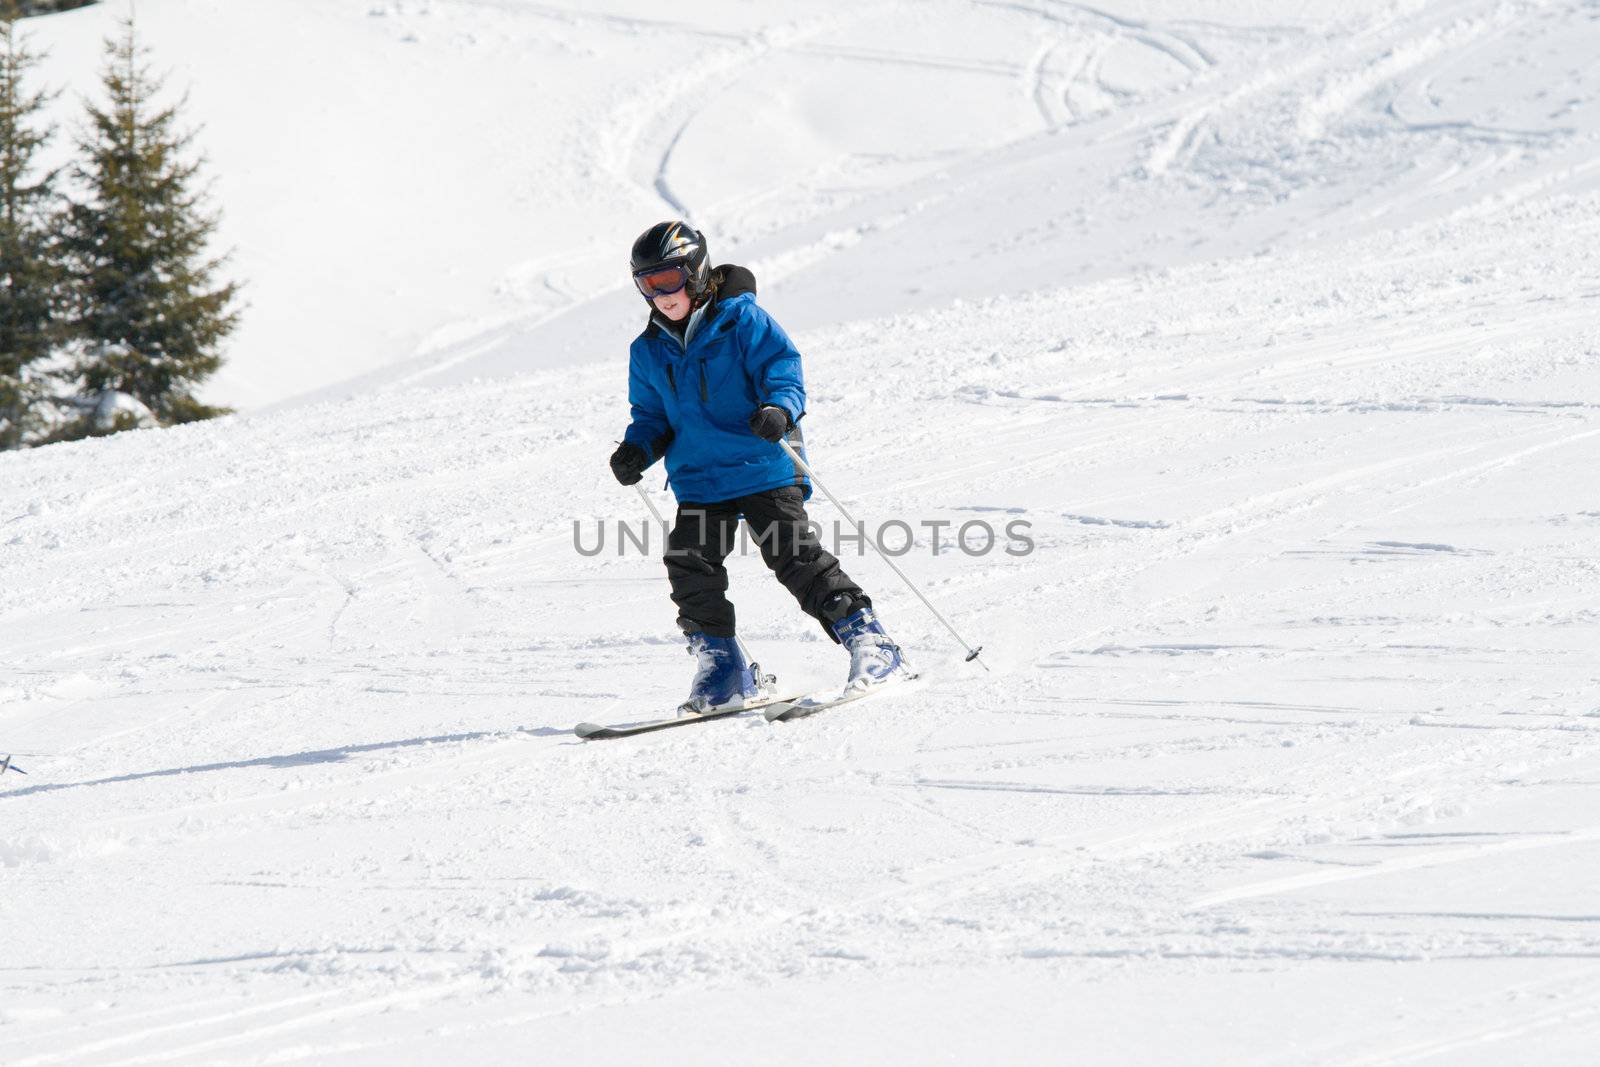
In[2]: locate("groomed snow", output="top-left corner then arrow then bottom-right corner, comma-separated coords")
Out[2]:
4,1 -> 1600,1064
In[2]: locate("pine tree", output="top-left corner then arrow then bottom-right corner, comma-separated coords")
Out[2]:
15,2 -> 99,15
64,17 -> 237,431
0,1 -> 68,450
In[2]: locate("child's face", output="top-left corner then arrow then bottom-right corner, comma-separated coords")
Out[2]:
652,289 -> 692,322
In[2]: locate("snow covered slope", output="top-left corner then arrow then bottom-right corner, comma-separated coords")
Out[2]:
25,0 -> 1600,409
5,1 -> 1600,1064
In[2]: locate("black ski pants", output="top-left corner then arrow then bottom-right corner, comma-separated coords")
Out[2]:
665,486 -> 863,640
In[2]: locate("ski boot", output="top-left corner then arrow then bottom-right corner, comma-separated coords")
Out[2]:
681,632 -> 769,715
823,595 -> 911,692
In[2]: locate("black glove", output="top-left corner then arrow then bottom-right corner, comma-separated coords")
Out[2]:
609,442 -> 647,486
748,404 -> 792,443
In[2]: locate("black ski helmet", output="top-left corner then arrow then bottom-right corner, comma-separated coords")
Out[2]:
630,220 -> 711,302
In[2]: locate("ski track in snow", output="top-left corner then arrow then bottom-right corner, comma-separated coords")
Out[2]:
6,0 -> 1600,1063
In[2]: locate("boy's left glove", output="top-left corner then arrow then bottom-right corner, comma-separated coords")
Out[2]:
748,404 -> 792,443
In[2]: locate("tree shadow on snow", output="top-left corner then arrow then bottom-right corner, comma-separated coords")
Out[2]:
0,726 -> 567,799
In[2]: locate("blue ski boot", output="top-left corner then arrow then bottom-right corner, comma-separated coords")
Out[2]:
824,597 -> 910,692
682,633 -> 764,714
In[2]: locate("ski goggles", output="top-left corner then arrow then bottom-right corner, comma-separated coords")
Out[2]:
633,263 -> 691,298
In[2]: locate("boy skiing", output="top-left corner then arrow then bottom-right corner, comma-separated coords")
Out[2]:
609,221 -> 910,714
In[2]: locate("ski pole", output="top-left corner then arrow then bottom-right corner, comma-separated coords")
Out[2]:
631,483 -> 762,668
778,438 -> 987,670
632,481 -> 668,526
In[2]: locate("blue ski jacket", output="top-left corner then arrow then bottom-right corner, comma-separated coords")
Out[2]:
623,265 -> 811,504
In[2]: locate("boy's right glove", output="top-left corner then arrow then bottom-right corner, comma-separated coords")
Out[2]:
609,442 -> 647,486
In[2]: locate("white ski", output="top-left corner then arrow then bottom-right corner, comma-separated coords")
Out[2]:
575,691 -> 800,740
764,673 -> 924,722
